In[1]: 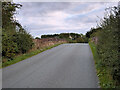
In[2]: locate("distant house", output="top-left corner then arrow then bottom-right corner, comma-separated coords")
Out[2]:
69,35 -> 73,40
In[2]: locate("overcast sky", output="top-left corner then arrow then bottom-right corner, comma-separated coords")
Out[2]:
15,2 -> 118,38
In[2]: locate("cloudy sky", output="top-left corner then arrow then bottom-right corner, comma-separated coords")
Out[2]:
15,2 -> 118,38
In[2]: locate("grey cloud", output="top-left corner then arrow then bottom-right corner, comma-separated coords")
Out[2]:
18,2 -> 71,16
15,2 -> 117,37
65,14 -> 97,25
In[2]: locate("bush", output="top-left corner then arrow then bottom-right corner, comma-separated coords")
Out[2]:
2,32 -> 18,59
16,33 -> 33,53
76,37 -> 84,43
2,2 -> 33,59
90,5 -> 120,84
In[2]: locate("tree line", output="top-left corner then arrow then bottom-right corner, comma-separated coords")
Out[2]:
40,33 -> 88,43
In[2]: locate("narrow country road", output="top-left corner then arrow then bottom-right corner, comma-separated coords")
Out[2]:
3,43 -> 99,88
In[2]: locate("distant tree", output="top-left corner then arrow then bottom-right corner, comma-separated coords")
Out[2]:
76,37 -> 84,43
35,37 -> 40,39
86,27 -> 102,38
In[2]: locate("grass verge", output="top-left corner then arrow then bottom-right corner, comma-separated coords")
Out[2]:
2,43 -> 64,68
89,41 -> 118,88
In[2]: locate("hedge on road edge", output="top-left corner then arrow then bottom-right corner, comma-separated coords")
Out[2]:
89,42 -> 118,88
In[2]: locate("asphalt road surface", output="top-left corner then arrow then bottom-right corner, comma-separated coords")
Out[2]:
3,43 -> 99,88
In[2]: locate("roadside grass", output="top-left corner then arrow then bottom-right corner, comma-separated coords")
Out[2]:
89,42 -> 118,88
2,43 -> 64,68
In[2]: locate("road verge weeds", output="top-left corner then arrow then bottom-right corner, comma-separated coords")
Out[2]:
89,42 -> 119,88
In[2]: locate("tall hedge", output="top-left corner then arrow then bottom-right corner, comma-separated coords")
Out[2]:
89,4 -> 120,84
2,2 -> 33,59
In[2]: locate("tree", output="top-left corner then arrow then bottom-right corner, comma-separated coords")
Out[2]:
35,37 -> 40,39
2,2 -> 33,59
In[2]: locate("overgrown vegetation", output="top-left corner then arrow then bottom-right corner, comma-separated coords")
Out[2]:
89,42 -> 118,88
2,43 -> 63,68
2,2 -> 120,88
87,3 -> 120,88
1,2 -> 67,68
41,33 -> 88,43
2,2 -> 33,60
